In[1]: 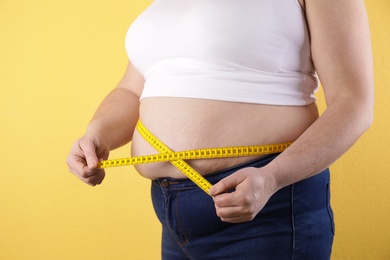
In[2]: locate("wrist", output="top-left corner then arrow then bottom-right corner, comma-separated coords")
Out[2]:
260,165 -> 283,194
85,124 -> 111,150
86,124 -> 104,137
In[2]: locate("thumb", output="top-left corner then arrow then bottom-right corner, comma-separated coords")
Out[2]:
209,172 -> 244,196
81,139 -> 99,169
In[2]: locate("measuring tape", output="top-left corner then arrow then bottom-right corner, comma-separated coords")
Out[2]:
98,120 -> 292,195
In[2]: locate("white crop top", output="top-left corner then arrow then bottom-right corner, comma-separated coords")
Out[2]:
125,0 -> 319,106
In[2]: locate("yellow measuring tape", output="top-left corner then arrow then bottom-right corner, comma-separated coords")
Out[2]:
98,120 -> 292,194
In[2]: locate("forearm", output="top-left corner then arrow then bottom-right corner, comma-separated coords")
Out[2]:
264,0 -> 375,189
86,87 -> 140,150
265,97 -> 373,190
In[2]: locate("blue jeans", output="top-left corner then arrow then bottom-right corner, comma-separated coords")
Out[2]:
151,154 -> 334,259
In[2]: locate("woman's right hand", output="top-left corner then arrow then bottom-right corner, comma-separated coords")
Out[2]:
66,61 -> 143,186
66,133 -> 110,186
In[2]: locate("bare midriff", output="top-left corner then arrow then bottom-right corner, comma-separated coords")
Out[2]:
131,97 -> 319,180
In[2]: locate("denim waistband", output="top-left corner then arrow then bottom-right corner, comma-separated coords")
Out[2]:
152,153 -> 280,190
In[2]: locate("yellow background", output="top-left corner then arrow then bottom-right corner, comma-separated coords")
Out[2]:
0,0 -> 389,259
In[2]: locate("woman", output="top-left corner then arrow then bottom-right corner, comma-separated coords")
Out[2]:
67,0 -> 373,259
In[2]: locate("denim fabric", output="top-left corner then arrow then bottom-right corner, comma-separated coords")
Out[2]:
151,154 -> 334,260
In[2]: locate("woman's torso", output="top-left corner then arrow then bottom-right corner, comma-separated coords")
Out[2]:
127,0 -> 319,179
131,99 -> 319,179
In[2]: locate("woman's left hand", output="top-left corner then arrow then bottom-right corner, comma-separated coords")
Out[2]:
209,167 -> 277,223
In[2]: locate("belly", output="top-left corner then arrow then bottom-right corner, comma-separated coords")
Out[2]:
131,98 -> 319,179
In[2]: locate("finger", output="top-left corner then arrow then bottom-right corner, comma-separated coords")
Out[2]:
216,205 -> 256,223
213,192 -> 240,207
93,171 -> 106,185
67,152 -> 97,178
220,216 -> 250,223
215,204 -> 241,217
215,205 -> 252,223
209,172 -> 244,196
87,172 -> 105,186
67,153 -> 88,175
78,169 -> 105,186
79,139 -> 99,169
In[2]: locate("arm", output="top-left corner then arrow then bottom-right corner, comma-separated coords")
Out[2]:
210,0 -> 374,222
266,0 -> 374,188
66,61 -> 144,186
86,61 -> 144,150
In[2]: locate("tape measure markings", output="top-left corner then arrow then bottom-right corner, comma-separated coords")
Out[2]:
136,120 -> 213,194
97,144 -> 291,168
97,120 -> 292,195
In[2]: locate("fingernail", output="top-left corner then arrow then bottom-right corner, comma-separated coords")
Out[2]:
88,160 -> 97,169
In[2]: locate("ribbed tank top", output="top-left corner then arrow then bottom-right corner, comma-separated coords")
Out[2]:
125,0 -> 319,106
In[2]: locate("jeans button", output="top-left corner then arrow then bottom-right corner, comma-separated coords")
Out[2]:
160,179 -> 169,188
